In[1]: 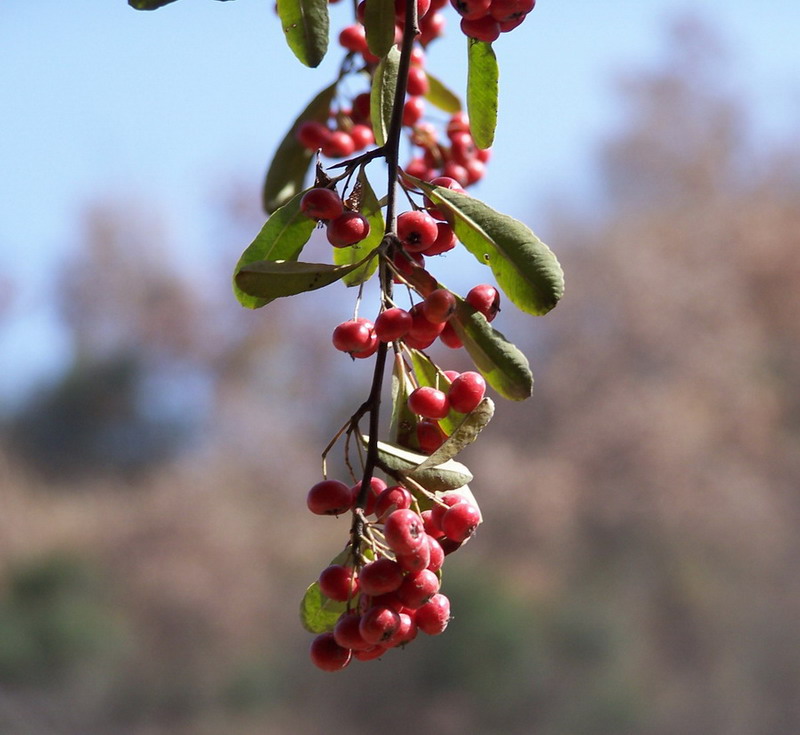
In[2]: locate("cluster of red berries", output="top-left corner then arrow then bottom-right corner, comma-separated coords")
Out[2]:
307,475 -> 481,670
331,281 -> 499,356
405,111 -> 490,189
451,0 -> 536,42
300,187 -> 371,248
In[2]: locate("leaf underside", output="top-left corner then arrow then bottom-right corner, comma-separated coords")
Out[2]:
467,39 -> 499,149
371,46 -> 400,147
276,0 -> 329,68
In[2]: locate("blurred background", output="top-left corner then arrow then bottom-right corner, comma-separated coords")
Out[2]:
2,2 -> 799,734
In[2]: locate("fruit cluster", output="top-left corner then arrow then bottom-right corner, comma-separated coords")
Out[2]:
307,475 -> 481,670
452,0 -> 536,42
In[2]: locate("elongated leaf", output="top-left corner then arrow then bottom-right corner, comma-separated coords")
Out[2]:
425,71 -> 462,114
390,354 -> 418,449
233,192 -> 317,308
370,45 -> 400,146
332,171 -> 382,286
408,349 -> 461,436
368,438 -> 473,492
276,0 -> 329,68
415,397 -> 494,470
365,0 -> 396,57
416,182 -> 564,315
263,83 -> 337,214
467,39 -> 498,149
452,300 -> 533,400
236,256 -> 376,302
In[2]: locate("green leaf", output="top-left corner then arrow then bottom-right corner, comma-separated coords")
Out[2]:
452,299 -> 533,400
233,192 -> 317,308
365,0 -> 396,58
276,0 -> 329,68
467,39 -> 498,149
263,83 -> 337,214
299,547 -> 352,633
332,171 -> 382,286
415,397 -> 494,470
300,581 -> 348,633
425,71 -> 462,114
416,183 -> 565,315
370,45 -> 400,146
369,438 -> 473,493
390,354 -> 418,449
128,0 -> 179,8
235,256 -> 376,302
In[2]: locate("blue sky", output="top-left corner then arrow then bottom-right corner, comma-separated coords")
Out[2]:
1,0 -> 798,403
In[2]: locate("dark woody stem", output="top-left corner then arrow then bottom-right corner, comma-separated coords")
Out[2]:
350,0 -> 420,555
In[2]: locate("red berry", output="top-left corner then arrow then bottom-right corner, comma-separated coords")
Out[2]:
332,319 -> 375,354
466,283 -> 500,321
464,158 -> 486,185
307,479 -> 353,515
417,419 -> 447,454
430,493 -> 463,527
339,23 -> 369,54
422,508 -> 445,539
396,538 -> 432,573
375,485 -> 413,520
333,612 -> 372,650
408,303 -> 446,343
439,322 -> 463,349
397,568 -> 440,608
350,476 -> 386,515
446,112 -> 471,139
310,632 -> 352,671
349,123 -> 375,150
419,11 -> 445,46
322,130 -> 356,158
402,97 -> 425,127
353,645 -> 387,661
410,46 -> 426,66
383,508 -> 426,554
351,333 -> 379,359
489,0 -> 534,22
422,222 -> 457,256
327,212 -> 370,247
460,15 -> 501,43
359,558 -> 404,596
351,92 -> 372,123
300,187 -> 344,220
391,250 -> 425,281
426,535 -> 445,571
448,370 -> 486,413
319,564 -> 359,601
374,307 -> 413,342
408,386 -> 450,420
395,0 -> 432,21
415,593 -> 451,635
450,0 -> 491,19
442,161 -> 470,187
296,120 -> 331,150
498,14 -> 526,32
385,611 -> 418,647
397,210 -> 440,252
406,66 -> 430,97
359,605 -> 401,645
421,288 -> 456,324
404,157 -> 436,184
425,176 -> 466,220
441,501 -> 481,541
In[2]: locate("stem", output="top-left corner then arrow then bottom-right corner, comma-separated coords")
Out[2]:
349,0 -> 420,555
